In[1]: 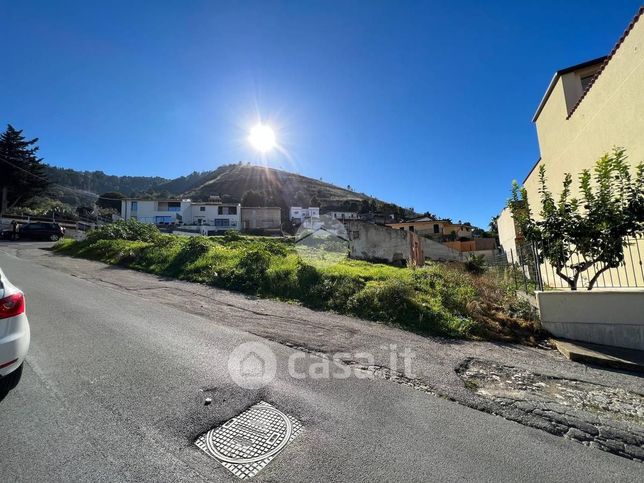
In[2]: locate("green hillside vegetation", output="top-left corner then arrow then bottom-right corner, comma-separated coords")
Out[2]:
44,165 -> 169,206
182,163 -> 367,204
54,220 -> 540,342
41,162 -> 414,218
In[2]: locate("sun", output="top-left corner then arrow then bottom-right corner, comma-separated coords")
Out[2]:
248,124 -> 276,153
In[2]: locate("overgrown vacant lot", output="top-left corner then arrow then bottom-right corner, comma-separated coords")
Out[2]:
55,221 -> 539,342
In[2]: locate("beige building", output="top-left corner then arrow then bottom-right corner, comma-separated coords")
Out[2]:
502,7 -> 644,287
497,205 -> 522,263
386,217 -> 473,240
241,207 -> 282,234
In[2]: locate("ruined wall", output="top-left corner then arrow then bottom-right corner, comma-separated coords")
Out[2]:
421,237 -> 462,262
348,221 -> 462,264
347,221 -> 423,265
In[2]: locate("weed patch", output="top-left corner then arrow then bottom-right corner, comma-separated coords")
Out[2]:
54,223 -> 541,341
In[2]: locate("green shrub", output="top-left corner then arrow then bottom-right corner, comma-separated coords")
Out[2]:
296,262 -> 321,290
53,231 -> 540,342
507,298 -> 540,322
313,274 -> 364,311
223,230 -> 243,242
348,279 -> 419,324
86,220 -> 160,243
464,254 -> 487,275
182,236 -> 212,258
225,248 -> 272,292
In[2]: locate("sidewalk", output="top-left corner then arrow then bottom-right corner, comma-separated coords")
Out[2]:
553,339 -> 644,373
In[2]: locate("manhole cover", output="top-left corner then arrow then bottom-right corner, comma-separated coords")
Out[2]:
195,401 -> 303,479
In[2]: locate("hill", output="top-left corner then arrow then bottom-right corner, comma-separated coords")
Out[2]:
178,163 -> 369,206
44,165 -> 169,206
40,163 -> 415,218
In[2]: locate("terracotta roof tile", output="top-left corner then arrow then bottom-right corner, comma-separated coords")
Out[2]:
566,6 -> 644,119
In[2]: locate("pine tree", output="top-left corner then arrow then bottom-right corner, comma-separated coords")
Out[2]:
0,124 -> 49,210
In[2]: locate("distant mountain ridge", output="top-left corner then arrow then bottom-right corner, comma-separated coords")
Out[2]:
44,162 -> 414,216
44,165 -> 170,206
178,163 -> 369,204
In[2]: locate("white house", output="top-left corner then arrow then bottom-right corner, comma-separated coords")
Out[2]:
326,211 -> 359,222
121,199 -> 192,225
120,199 -> 241,231
190,202 -> 241,230
289,206 -> 320,222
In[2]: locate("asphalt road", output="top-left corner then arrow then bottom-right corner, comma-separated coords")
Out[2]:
0,244 -> 641,482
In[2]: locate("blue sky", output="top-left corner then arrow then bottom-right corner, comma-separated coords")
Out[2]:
1,1 -> 641,227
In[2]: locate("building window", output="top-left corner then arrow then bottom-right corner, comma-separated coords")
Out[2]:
131,201 -> 138,211
218,206 -> 238,215
580,74 -> 595,91
433,224 -> 440,234
168,202 -> 181,212
214,219 -> 230,227
200,206 -> 206,212
409,226 -> 415,232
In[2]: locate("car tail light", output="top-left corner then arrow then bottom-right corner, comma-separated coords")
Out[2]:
0,293 -> 25,319
0,358 -> 18,369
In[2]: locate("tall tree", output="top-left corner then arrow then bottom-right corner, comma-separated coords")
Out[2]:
293,190 -> 310,207
97,191 -> 125,212
241,189 -> 264,207
309,195 -> 321,208
0,125 -> 49,210
488,215 -> 499,235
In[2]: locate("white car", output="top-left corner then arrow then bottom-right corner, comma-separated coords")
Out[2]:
0,268 -> 30,394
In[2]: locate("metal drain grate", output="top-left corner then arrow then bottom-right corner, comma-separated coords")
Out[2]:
195,401 -> 303,479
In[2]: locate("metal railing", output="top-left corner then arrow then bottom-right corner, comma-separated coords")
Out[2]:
501,236 -> 644,291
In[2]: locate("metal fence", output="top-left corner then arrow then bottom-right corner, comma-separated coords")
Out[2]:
500,236 -> 644,291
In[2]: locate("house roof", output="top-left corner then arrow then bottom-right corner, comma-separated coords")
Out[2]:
531,57 -> 606,122
532,6 -> 644,123
566,6 -> 644,119
387,218 -> 450,225
522,157 -> 542,184
241,206 -> 281,210
192,202 -> 238,206
121,198 -> 192,202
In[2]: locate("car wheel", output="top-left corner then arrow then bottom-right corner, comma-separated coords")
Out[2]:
0,364 -> 23,393
49,234 -> 60,241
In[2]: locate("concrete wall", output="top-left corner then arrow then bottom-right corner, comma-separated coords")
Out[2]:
537,290 -> 644,350
467,249 -> 498,261
497,207 -> 518,263
241,207 -> 281,231
347,221 -> 423,265
421,238 -> 462,262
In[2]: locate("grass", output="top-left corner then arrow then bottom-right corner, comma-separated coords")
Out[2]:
54,221 -> 541,342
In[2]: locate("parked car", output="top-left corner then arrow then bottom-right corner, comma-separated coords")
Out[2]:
15,222 -> 65,241
0,268 -> 30,394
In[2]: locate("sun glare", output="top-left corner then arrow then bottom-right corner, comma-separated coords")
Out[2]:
248,124 -> 276,152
